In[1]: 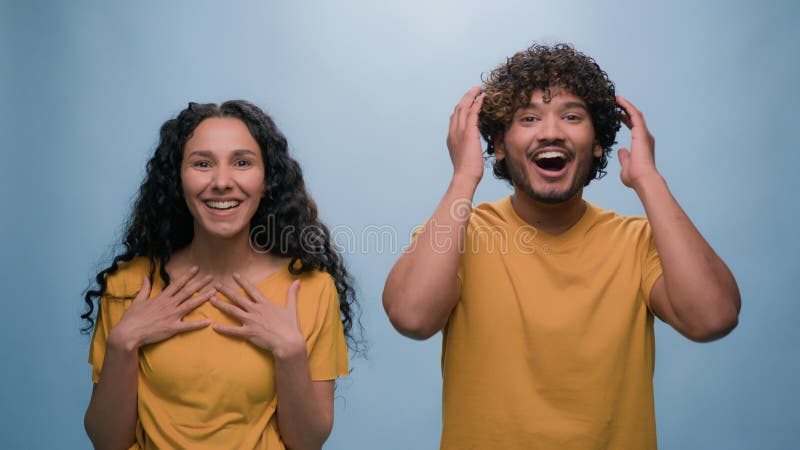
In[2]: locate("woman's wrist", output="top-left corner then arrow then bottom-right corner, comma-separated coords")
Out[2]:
272,336 -> 307,362
108,326 -> 141,353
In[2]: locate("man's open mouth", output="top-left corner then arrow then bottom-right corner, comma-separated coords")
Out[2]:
533,151 -> 569,172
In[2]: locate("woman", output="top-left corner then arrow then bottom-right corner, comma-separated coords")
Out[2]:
82,100 -> 358,450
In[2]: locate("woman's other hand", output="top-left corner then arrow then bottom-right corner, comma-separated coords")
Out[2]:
211,276 -> 306,360
109,267 -> 215,352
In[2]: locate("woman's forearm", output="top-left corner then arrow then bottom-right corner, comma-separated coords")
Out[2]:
84,329 -> 140,450
274,343 -> 334,450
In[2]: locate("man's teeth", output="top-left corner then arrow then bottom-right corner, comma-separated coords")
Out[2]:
205,200 -> 240,210
534,151 -> 566,160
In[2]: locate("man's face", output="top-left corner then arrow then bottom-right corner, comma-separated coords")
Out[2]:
496,87 -> 601,204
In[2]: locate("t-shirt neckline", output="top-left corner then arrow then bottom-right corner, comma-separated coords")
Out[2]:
500,195 -> 598,245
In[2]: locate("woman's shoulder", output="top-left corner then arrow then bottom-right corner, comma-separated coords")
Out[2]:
105,256 -> 155,297
291,264 -> 336,291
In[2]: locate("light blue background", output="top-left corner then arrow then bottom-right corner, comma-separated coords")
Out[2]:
2,1 -> 798,448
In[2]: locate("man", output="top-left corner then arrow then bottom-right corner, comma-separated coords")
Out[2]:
382,43 -> 740,449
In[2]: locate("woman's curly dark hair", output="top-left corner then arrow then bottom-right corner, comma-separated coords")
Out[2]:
479,43 -> 621,185
81,100 -> 362,352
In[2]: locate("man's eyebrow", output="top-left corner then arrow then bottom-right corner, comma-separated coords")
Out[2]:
520,101 -> 589,111
563,101 -> 589,111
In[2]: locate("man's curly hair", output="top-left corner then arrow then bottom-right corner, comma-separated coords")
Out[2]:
478,43 -> 621,185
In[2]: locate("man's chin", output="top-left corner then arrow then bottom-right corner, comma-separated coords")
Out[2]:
517,183 -> 582,205
508,164 -> 588,205
534,191 -> 575,204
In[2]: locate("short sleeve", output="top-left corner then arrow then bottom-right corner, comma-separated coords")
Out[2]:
640,221 -> 664,308
303,277 -> 349,381
87,269 -> 137,383
88,296 -> 111,383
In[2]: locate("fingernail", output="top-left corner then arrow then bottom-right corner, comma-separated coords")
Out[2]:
214,283 -> 222,289
232,272 -> 241,279
190,266 -> 199,273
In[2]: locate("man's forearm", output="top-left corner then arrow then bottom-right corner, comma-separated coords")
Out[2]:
382,174 -> 478,339
636,174 -> 740,337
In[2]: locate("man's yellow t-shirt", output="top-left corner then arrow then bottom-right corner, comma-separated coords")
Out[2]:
439,197 -> 662,449
89,257 -> 348,450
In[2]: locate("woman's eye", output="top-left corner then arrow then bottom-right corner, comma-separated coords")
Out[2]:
521,116 -> 538,122
193,161 -> 211,168
564,114 -> 581,121
234,159 -> 252,167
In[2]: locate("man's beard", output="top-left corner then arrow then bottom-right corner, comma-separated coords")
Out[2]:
504,153 -> 594,204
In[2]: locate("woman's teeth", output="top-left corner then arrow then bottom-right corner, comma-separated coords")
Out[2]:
205,200 -> 240,210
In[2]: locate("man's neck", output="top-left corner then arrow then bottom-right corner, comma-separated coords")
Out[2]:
511,188 -> 587,236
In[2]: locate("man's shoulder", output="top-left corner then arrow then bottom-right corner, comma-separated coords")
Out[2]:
470,196 -> 516,227
585,201 -> 652,237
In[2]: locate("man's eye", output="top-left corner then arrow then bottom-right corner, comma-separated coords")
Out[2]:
564,114 -> 581,121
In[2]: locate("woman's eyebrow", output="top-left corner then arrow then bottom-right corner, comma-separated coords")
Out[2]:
231,149 -> 259,156
185,149 -> 214,158
185,149 -> 258,158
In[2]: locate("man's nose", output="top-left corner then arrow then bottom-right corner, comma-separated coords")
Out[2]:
538,117 -> 565,142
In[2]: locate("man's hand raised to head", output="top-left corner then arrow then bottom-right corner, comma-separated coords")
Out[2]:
617,95 -> 661,191
448,86 -> 486,186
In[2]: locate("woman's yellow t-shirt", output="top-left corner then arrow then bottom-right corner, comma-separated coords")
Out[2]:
89,257 -> 349,450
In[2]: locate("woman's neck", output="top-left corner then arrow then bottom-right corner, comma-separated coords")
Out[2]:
176,227 -> 278,285
188,239 -> 254,278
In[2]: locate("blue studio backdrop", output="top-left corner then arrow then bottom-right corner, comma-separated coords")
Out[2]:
1,1 -> 798,448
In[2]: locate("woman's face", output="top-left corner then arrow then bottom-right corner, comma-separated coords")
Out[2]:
181,117 -> 266,241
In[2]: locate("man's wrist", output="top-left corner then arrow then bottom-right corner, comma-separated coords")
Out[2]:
450,172 -> 480,197
632,172 -> 666,198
